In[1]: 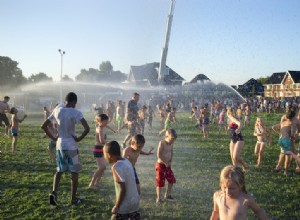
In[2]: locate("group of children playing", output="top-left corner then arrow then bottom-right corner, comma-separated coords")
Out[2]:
88,108 -> 178,219
7,93 -> 300,219
87,100 -> 273,219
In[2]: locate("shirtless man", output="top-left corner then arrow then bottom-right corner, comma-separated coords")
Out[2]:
0,96 -> 11,136
123,134 -> 153,194
155,129 -> 177,203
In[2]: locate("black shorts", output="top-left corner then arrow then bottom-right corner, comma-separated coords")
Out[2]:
229,128 -> 244,143
0,114 -> 9,126
92,145 -> 104,158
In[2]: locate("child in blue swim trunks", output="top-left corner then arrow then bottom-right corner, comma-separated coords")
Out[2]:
272,108 -> 296,175
10,107 -> 27,152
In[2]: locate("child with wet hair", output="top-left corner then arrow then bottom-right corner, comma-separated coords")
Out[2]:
123,134 -> 153,194
10,107 -> 27,152
210,165 -> 268,220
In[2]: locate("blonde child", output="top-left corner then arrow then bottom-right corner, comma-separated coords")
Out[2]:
210,165 -> 268,220
10,107 -> 27,152
103,141 -> 140,220
89,114 -> 115,189
123,134 -> 153,194
156,129 -> 177,203
253,117 -> 272,168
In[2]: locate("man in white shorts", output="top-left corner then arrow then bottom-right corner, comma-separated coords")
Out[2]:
41,92 -> 90,206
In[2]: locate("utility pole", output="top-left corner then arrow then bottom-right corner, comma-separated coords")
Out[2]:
58,49 -> 65,103
158,0 -> 176,85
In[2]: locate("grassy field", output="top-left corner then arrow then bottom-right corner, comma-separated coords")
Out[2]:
1,111 -> 300,220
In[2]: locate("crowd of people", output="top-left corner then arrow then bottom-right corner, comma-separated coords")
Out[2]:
2,92 -> 300,220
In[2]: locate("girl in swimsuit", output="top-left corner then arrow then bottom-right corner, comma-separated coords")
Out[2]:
227,107 -> 248,172
253,117 -> 272,168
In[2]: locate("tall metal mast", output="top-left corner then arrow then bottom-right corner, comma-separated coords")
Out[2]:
158,0 -> 176,85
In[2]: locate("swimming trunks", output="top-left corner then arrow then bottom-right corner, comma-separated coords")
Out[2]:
92,145 -> 104,158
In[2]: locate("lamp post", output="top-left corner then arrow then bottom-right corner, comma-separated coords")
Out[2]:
58,49 -> 65,103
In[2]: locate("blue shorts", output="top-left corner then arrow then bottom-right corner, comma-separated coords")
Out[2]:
48,140 -> 56,149
11,129 -> 18,136
56,149 -> 82,173
278,137 -> 292,154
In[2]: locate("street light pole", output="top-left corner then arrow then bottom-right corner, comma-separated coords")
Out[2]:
58,49 -> 65,103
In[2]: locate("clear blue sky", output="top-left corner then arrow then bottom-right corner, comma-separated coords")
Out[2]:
1,0 -> 300,85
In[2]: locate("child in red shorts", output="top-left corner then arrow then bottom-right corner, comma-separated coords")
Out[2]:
155,129 -> 177,203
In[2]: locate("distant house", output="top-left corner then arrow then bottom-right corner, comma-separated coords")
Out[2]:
127,62 -> 184,87
264,70 -> 300,98
236,78 -> 264,97
187,74 -> 210,84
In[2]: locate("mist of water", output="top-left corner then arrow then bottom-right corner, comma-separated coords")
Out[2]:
1,80 -> 246,112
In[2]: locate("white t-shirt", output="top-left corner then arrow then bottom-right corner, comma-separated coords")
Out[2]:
48,106 -> 84,150
112,159 -> 140,214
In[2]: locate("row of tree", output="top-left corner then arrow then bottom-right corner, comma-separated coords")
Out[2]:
0,56 -> 127,89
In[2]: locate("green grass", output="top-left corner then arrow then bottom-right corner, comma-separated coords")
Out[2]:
1,112 -> 300,219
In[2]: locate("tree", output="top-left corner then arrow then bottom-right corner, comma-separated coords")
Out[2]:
0,56 -> 27,87
256,76 -> 270,85
99,61 -> 113,74
28,72 -> 53,83
75,61 -> 127,83
62,75 -> 74,82
75,68 -> 99,82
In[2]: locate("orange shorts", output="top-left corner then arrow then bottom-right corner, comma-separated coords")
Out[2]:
155,162 -> 176,187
